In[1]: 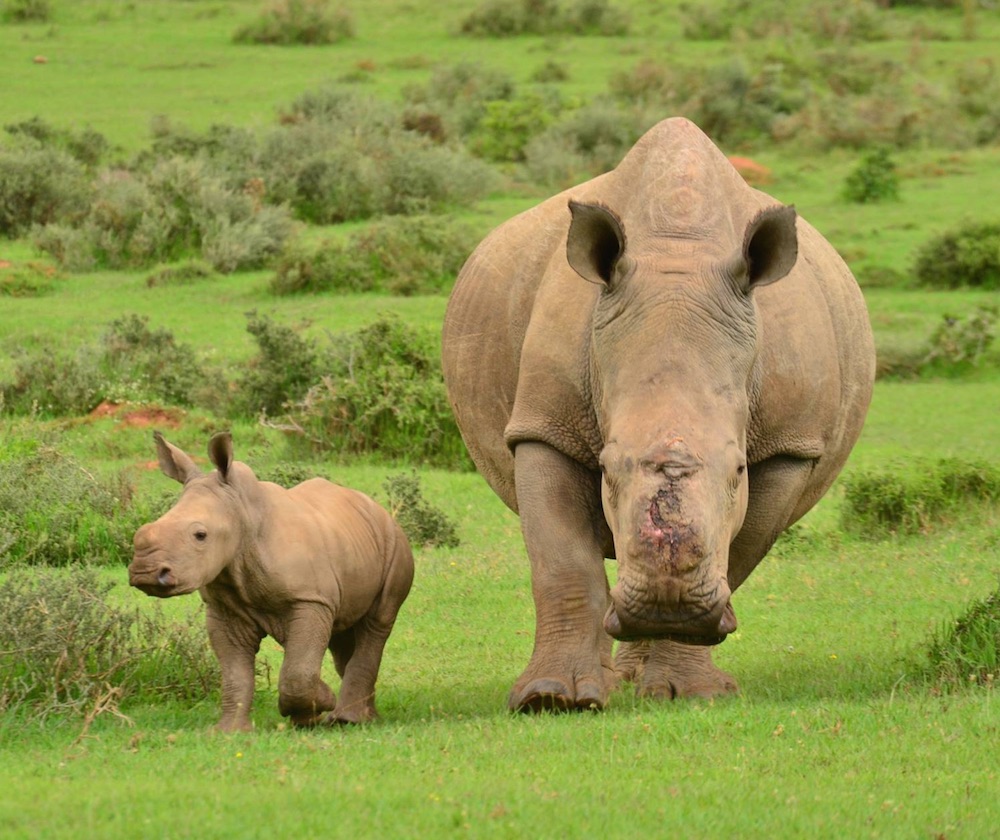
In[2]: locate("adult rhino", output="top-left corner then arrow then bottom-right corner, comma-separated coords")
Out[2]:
442,118 -> 875,712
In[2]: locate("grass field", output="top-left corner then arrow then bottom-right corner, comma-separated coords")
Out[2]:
2,1 -> 999,837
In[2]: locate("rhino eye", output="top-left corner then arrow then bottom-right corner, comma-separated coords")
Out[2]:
194,530 -> 208,542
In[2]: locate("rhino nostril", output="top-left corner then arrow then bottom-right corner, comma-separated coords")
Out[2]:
157,568 -> 172,587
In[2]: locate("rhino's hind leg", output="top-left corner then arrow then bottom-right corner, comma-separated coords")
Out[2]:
509,442 -> 617,713
617,639 -> 738,700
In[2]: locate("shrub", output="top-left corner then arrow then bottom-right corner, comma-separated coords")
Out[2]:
270,215 -> 478,296
235,311 -> 319,417
233,0 -> 355,46
0,566 -> 219,720
0,431 -> 172,566
914,222 -> 1000,290
0,260 -> 59,297
32,159 -> 294,272
4,117 -> 110,167
383,472 -> 460,549
0,145 -> 92,238
403,62 -> 515,139
841,457 -> 1000,538
0,0 -> 51,23
0,314 -> 206,416
922,306 -> 998,371
145,260 -> 216,287
470,91 -> 563,163
842,148 -> 900,204
283,316 -> 470,469
524,100 -> 645,187
458,0 -> 628,37
921,586 -> 1000,691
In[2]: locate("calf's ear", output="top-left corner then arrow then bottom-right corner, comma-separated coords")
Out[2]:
154,431 -> 201,484
208,432 -> 234,482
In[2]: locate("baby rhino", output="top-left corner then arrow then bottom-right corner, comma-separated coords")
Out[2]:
129,431 -> 414,731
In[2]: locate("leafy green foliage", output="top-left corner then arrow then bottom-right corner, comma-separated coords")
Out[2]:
842,148 -> 900,203
459,0 -> 629,37
922,586 -> 1000,690
233,0 -> 355,45
914,221 -> 1000,290
235,311 -> 319,417
0,566 -> 218,719
0,429 -> 172,567
0,0 -> 50,23
283,316 -> 470,469
33,159 -> 294,272
922,305 -> 997,371
383,472 -> 460,549
0,145 -> 91,238
0,315 -> 206,416
841,457 -> 1000,537
270,215 -> 478,296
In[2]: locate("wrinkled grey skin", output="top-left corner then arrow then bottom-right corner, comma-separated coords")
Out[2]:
442,118 -> 875,712
129,432 -> 414,731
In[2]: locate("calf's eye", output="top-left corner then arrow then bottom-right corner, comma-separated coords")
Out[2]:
194,530 -> 208,542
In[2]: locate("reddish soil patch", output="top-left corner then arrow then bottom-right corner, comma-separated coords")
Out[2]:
728,156 -> 773,186
89,401 -> 185,429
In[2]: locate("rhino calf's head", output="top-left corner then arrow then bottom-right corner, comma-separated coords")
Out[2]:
129,431 -> 245,598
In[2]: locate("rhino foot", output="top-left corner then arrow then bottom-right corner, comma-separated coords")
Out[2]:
617,639 -> 738,700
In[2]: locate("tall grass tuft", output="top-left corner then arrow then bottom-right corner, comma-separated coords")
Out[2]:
921,586 -> 1000,691
840,457 -> 1000,537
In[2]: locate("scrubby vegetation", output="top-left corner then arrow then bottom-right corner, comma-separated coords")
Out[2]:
914,221 -> 1000,290
383,472 -> 460,548
0,566 -> 218,719
922,586 -> 1000,691
233,0 -> 355,46
840,457 -> 1000,537
458,0 -> 630,38
270,215 -> 478,296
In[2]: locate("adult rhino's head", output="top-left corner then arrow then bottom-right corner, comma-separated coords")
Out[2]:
567,186 -> 798,646
129,431 -> 253,598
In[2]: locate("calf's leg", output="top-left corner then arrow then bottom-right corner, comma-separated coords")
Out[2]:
278,603 -> 337,726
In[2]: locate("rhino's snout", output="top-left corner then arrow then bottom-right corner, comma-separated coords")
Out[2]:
128,556 -> 179,598
603,584 -> 737,645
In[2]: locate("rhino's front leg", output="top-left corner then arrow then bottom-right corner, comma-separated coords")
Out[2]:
278,603 -> 337,727
206,605 -> 263,732
510,441 -> 616,712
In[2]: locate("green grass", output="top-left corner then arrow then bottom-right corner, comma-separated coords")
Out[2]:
2,0 -> 1000,837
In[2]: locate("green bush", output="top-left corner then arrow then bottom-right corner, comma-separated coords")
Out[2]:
403,62 -> 515,139
235,311 -> 319,417
4,117 -> 110,167
283,317 -> 471,469
841,457 -> 1000,538
0,314 -> 207,416
914,222 -> 1000,290
470,91 -> 563,163
0,431 -> 172,567
0,261 -> 59,297
459,0 -> 628,37
145,259 -> 216,287
0,145 -> 92,238
524,100 -> 645,187
922,306 -> 998,371
921,585 -> 1000,691
270,215 -> 478,296
842,148 -> 900,204
0,566 -> 219,720
32,159 -> 294,272
233,0 -> 355,45
0,0 -> 51,23
383,472 -> 460,549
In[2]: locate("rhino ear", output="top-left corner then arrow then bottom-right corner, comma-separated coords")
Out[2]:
208,432 -> 234,482
566,200 -> 626,286
154,431 -> 201,485
742,204 -> 798,290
